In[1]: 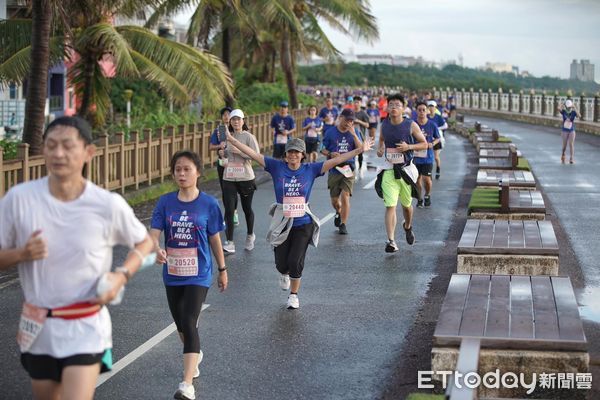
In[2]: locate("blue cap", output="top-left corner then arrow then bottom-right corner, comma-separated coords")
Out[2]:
280,101 -> 289,107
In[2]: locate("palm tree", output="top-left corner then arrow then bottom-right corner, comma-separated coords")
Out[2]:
0,0 -> 234,144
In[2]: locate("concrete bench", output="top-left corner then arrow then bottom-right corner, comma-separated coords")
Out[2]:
476,169 -> 536,188
470,181 -> 546,220
476,141 -> 513,152
479,146 -> 519,170
433,274 -> 588,398
457,219 -> 559,275
478,148 -> 522,159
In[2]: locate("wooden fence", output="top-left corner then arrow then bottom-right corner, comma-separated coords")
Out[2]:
0,108 -> 307,197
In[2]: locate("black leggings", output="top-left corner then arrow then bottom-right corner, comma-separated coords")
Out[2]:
358,153 -> 364,169
165,285 -> 208,354
274,223 -> 314,279
222,179 -> 256,241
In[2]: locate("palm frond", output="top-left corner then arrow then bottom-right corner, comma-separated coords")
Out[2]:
74,23 -> 139,78
0,19 -> 33,63
117,25 -> 233,107
69,57 -> 112,126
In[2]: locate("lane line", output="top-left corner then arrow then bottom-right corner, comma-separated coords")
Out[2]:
0,278 -> 19,290
363,177 -> 377,190
96,303 -> 210,387
319,212 -> 336,225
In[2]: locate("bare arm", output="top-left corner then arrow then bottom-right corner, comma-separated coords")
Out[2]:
150,228 -> 167,264
0,230 -> 48,271
321,137 -> 373,174
226,132 -> 265,167
209,233 -> 228,292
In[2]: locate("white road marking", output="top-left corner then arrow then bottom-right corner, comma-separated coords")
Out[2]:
96,303 -> 210,387
363,177 -> 377,190
319,212 -> 336,225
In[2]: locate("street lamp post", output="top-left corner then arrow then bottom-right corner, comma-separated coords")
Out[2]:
124,89 -> 133,129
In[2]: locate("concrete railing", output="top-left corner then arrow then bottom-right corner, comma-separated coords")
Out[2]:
434,88 -> 600,135
0,108 -> 307,197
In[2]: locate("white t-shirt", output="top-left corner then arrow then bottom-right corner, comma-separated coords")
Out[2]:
0,177 -> 147,357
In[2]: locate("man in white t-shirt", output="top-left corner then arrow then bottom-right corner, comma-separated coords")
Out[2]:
0,116 -> 154,400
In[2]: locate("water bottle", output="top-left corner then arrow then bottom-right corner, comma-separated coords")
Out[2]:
96,273 -> 125,306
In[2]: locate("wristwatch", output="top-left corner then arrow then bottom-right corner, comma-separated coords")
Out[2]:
115,266 -> 131,282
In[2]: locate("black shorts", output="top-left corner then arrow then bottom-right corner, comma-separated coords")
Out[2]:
273,144 -> 286,159
21,351 -> 108,382
368,123 -> 377,130
305,141 -> 319,154
415,163 -> 433,177
433,142 -> 442,151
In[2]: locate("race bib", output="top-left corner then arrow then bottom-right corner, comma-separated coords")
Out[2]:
369,115 -> 377,123
335,165 -> 354,178
563,120 -> 573,130
283,196 -> 307,218
276,134 -> 288,144
166,247 -> 199,277
17,302 -> 47,353
385,148 -> 405,164
413,149 -> 428,158
307,128 -> 318,138
225,162 -> 245,179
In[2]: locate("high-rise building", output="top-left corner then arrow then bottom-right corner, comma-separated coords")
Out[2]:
570,59 -> 595,81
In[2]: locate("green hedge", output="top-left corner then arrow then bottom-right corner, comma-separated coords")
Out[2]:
468,187 -> 501,212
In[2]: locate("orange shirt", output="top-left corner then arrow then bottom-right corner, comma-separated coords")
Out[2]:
378,98 -> 388,119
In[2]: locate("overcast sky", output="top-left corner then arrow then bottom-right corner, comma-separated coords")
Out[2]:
175,0 -> 600,80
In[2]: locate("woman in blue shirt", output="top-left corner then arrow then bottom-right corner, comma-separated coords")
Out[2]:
224,132 -> 372,310
150,150 -> 228,400
302,105 -> 323,162
558,99 -> 581,164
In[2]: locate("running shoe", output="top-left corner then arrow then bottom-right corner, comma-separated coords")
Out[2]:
334,213 -> 341,227
403,222 -> 415,245
435,167 -> 441,180
193,350 -> 204,379
424,195 -> 431,207
417,199 -> 424,208
570,159 -> 574,164
287,294 -> 299,309
233,210 -> 239,226
385,239 -> 399,253
338,223 -> 348,235
279,274 -> 290,290
222,241 -> 235,254
245,233 -> 255,251
174,381 -> 195,400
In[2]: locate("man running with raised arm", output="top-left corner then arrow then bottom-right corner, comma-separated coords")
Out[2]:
377,94 -> 428,252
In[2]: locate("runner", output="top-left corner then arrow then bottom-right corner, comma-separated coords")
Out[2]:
366,101 -> 381,140
302,105 -> 323,163
378,93 -> 388,120
318,97 -> 339,135
223,133 -> 372,309
321,108 -> 363,234
427,100 -> 448,180
270,101 -> 296,159
0,116 -> 154,400
150,150 -> 228,400
377,94 -> 428,252
558,99 -> 581,164
208,107 -> 239,226
413,101 -> 441,208
353,96 -> 371,175
221,109 -> 260,254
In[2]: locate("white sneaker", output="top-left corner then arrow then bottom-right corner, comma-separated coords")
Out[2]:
174,381 -> 195,400
222,240 -> 235,254
245,233 -> 256,251
192,350 -> 203,379
279,274 -> 290,290
287,294 -> 299,309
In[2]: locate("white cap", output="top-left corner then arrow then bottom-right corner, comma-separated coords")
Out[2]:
427,100 -> 437,107
565,99 -> 573,108
230,109 -> 245,119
